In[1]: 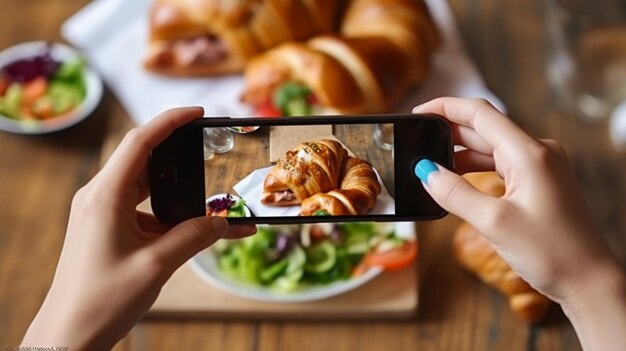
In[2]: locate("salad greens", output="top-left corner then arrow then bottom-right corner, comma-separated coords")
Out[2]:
212,223 -> 408,292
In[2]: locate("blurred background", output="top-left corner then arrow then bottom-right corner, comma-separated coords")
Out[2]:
1,0 -> 625,350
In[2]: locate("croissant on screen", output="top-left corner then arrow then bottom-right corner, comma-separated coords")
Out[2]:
144,0 -> 440,114
261,139 -> 381,216
453,172 -> 552,323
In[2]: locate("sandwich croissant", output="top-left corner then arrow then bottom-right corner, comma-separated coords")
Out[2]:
241,0 -> 440,115
261,139 -> 381,216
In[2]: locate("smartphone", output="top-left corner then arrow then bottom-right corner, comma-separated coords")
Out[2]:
149,114 -> 453,225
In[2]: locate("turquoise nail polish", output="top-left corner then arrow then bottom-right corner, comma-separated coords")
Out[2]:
414,159 -> 438,184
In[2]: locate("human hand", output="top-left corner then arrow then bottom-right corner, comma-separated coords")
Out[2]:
413,98 -> 625,350
22,107 -> 256,350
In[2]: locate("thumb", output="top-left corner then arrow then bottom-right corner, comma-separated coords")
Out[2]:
149,216 -> 229,274
415,159 -> 500,228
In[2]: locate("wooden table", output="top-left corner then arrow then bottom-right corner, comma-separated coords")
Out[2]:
1,1 -> 625,350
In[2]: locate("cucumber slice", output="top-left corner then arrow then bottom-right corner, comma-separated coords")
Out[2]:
305,241 -> 336,273
1,83 -> 23,118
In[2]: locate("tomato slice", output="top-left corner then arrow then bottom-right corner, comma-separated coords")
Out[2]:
365,240 -> 418,271
256,100 -> 283,117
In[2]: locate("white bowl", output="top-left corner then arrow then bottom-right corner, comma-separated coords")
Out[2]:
0,41 -> 103,134
189,250 -> 383,303
189,222 -> 416,303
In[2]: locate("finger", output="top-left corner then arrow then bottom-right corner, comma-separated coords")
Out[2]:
413,97 -> 532,151
454,149 -> 495,174
137,211 -> 171,237
101,107 -> 205,190
224,224 -> 257,239
149,216 -> 228,274
414,159 -> 500,228
453,124 -> 493,155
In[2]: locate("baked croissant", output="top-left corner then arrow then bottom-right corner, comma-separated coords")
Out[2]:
261,140 -> 381,215
453,172 -> 552,323
261,139 -> 349,206
299,157 -> 382,215
144,0 -> 344,76
241,0 -> 440,114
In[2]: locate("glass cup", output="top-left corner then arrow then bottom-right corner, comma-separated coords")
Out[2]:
373,124 -> 394,151
545,0 -> 626,121
204,127 -> 234,154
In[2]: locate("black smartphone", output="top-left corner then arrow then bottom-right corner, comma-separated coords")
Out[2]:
149,114 -> 453,225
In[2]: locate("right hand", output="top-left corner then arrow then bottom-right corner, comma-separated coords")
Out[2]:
412,97 -> 623,308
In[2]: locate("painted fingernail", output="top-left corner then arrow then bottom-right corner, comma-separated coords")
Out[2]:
415,159 -> 438,184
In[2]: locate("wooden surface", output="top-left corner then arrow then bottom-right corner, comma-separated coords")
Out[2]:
1,0 -> 625,350
149,256 -> 417,320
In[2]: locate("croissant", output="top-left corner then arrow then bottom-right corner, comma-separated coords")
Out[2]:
453,172 -> 552,323
261,140 -> 381,215
261,139 -> 349,206
241,0 -> 440,114
144,0 -> 345,76
299,157 -> 382,215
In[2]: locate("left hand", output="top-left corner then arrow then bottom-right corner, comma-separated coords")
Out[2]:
22,107 -> 256,350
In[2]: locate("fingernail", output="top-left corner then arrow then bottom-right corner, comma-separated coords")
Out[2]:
210,217 -> 229,238
415,159 -> 438,184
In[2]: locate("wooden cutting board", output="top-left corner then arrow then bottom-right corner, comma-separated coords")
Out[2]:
148,257 -> 418,320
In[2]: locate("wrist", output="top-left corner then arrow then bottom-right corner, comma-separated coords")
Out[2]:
561,261 -> 626,351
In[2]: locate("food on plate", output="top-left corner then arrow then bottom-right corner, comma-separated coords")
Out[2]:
261,139 -> 381,215
144,0 -> 439,115
453,172 -> 552,323
0,48 -> 86,121
211,222 -> 417,291
206,194 -> 249,217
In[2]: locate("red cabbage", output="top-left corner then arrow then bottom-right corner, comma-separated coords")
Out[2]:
208,194 -> 235,212
1,47 -> 60,83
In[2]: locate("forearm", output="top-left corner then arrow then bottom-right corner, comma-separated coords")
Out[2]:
562,264 -> 626,351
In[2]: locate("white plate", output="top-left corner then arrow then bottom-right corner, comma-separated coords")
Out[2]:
0,41 -> 103,134
189,222 -> 415,303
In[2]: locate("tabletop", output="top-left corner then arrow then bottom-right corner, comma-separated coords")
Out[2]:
1,0 -> 625,350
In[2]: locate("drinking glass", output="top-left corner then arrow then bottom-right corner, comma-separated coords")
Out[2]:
204,127 -> 234,154
545,0 -> 626,121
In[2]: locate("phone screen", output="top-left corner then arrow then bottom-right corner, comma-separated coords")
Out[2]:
202,123 -> 399,219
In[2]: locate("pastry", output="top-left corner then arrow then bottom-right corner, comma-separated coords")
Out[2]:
261,139 -> 381,215
241,0 -> 440,115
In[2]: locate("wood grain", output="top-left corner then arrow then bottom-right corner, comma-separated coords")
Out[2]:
2,0 -> 625,350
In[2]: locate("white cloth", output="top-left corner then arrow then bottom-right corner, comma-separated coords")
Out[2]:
61,0 -> 505,124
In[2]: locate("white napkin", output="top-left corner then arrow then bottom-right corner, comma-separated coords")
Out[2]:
61,0 -> 505,125
232,166 -> 395,217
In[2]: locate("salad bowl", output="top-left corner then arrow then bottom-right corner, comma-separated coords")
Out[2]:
189,222 -> 416,302
0,41 -> 102,134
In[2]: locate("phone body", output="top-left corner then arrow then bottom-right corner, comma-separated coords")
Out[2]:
149,114 -> 453,225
